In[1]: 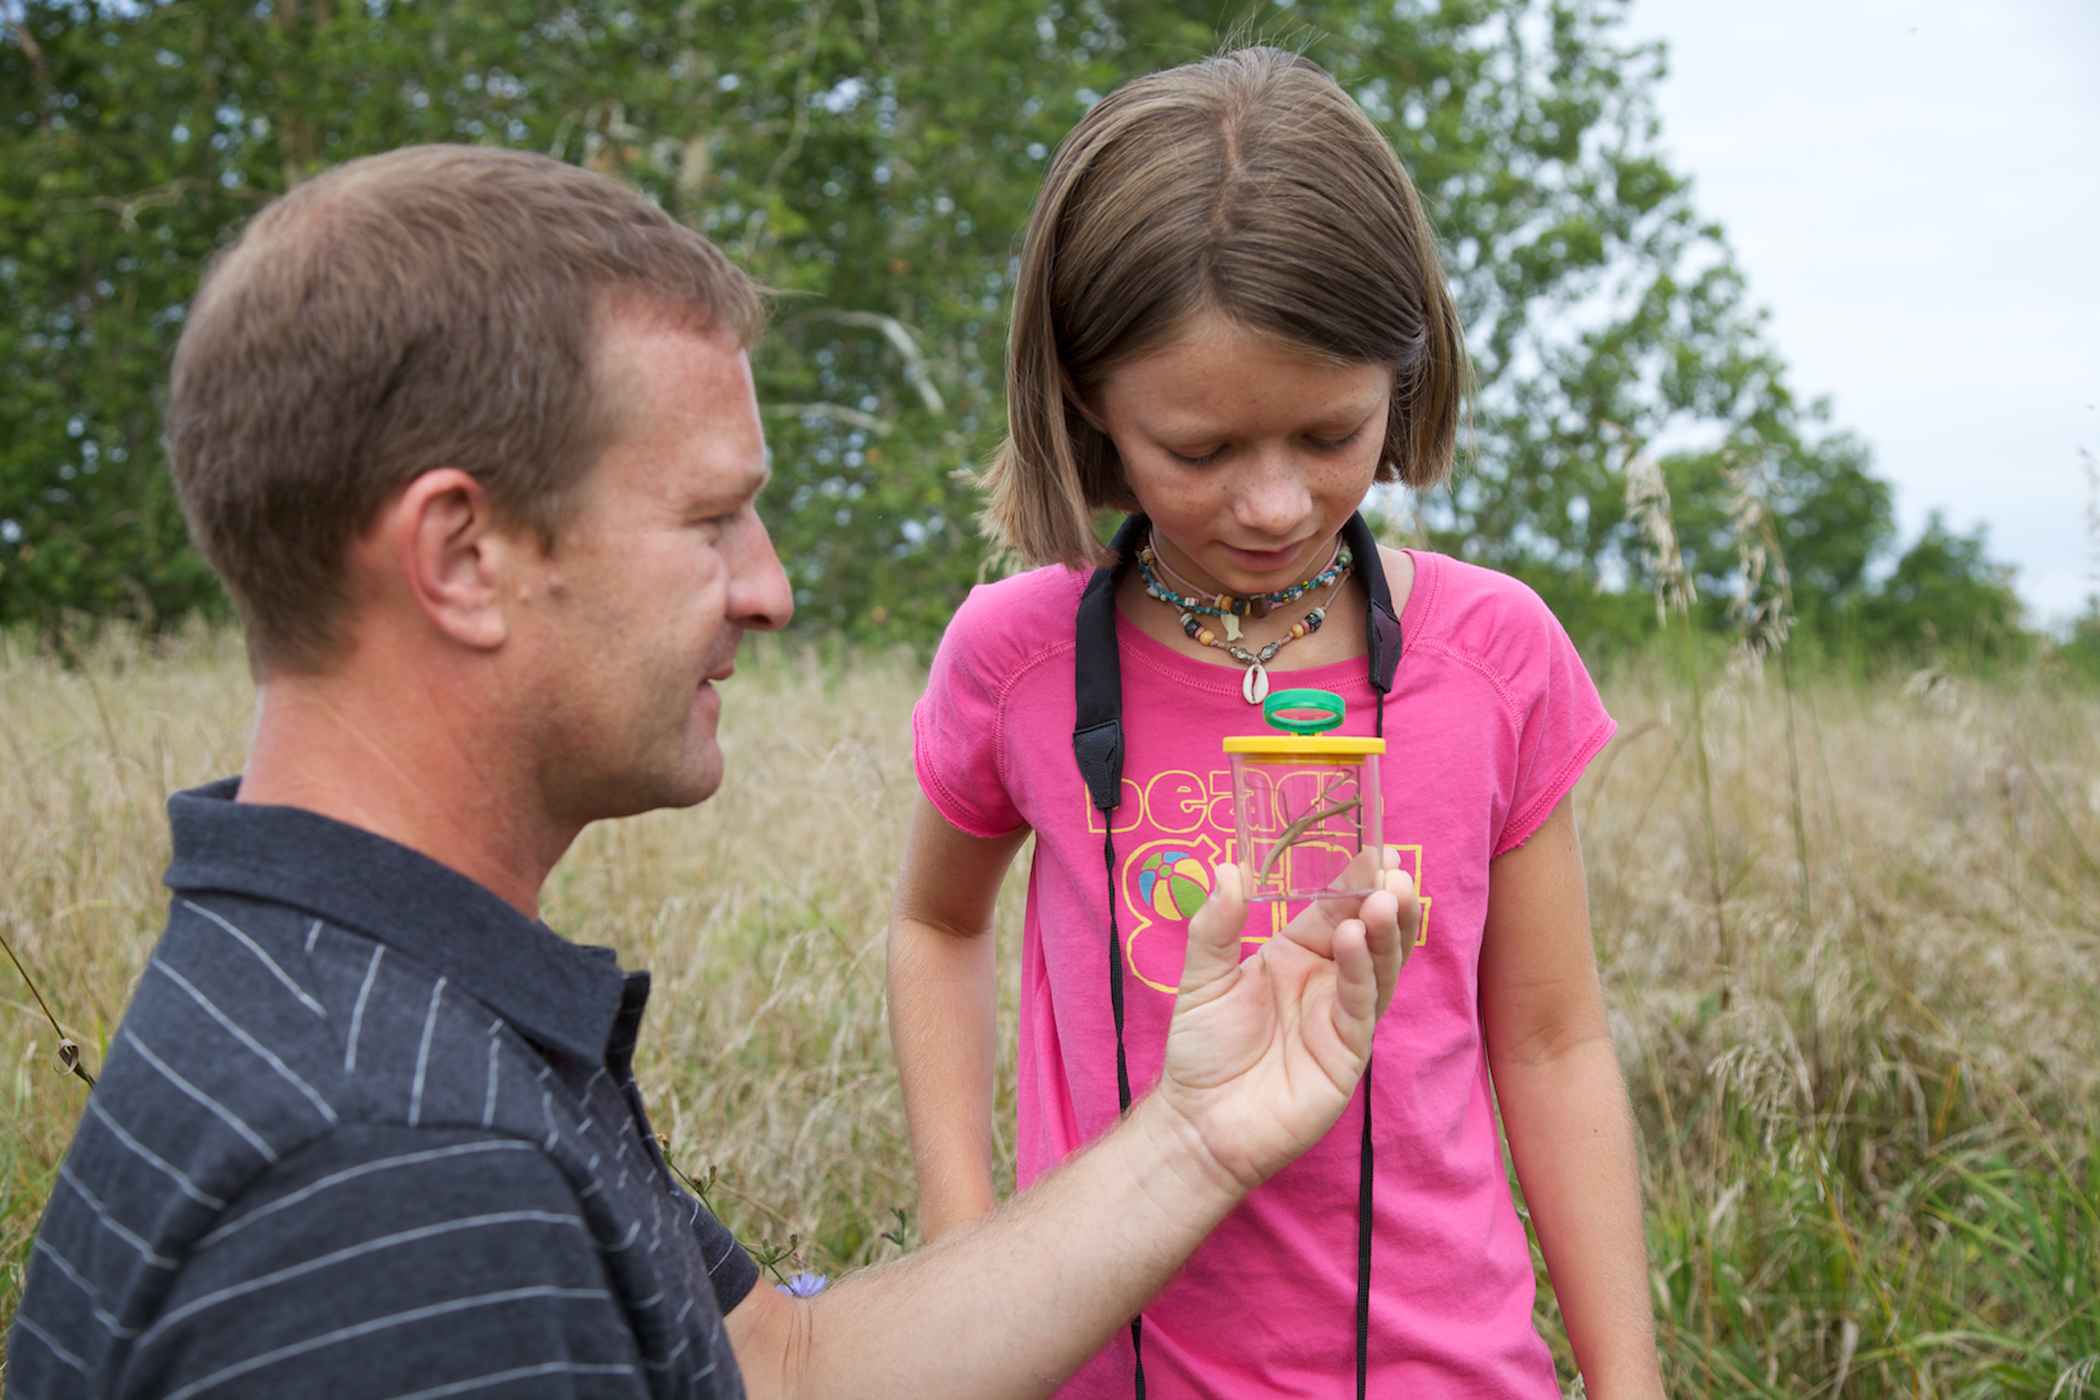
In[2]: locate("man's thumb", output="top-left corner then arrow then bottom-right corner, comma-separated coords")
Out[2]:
1179,862 -> 1248,999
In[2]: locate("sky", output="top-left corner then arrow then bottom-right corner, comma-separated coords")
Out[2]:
1621,0 -> 2100,627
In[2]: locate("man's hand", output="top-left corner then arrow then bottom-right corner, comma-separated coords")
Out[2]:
728,850 -> 1416,1400
1153,850 -> 1416,1191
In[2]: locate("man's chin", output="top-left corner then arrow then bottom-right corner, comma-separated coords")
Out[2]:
647,757 -> 724,814
575,753 -> 723,824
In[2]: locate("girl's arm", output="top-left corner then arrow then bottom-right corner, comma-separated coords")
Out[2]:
1480,797 -> 1666,1399
887,792 -> 1030,1240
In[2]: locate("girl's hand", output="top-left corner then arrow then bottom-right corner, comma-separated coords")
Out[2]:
1152,850 -> 1416,1192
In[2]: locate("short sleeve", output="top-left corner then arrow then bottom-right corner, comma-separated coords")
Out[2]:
912,582 -> 1027,838
695,1197 -> 759,1315
1493,596 -> 1616,857
118,1126 -> 653,1400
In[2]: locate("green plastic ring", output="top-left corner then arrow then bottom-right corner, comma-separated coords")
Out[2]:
1262,688 -> 1346,735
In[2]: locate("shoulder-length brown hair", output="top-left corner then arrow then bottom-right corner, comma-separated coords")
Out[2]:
982,46 -> 1467,568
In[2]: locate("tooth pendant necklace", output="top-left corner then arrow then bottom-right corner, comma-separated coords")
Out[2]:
1134,537 -> 1353,703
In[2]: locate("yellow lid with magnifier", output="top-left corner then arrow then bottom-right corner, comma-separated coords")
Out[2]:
1222,688 -> 1385,758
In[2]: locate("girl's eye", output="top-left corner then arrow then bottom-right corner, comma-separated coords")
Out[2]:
1168,446 -> 1224,466
1307,425 -> 1365,453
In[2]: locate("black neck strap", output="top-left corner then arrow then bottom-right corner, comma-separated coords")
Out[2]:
1070,511 -> 1400,1399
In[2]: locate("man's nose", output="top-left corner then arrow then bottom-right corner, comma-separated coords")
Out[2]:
730,513 -> 795,632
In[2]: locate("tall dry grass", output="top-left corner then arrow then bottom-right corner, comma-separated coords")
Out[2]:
3,624 -> 2095,1395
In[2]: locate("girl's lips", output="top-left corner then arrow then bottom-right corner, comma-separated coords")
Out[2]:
1223,541 -> 1311,572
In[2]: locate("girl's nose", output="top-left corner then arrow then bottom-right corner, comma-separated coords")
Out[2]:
1233,453 -> 1313,538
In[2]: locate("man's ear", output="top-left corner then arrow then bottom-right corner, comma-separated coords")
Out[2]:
367,468 -> 525,651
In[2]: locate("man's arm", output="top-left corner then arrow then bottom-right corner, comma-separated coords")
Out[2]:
120,1126 -> 649,1400
731,855 -> 1415,1399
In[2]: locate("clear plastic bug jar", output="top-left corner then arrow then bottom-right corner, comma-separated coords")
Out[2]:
1224,688 -> 1385,905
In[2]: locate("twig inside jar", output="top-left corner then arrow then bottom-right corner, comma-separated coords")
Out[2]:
1255,798 -> 1364,882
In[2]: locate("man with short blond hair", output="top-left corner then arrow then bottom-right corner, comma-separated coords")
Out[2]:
7,145 -> 1413,1399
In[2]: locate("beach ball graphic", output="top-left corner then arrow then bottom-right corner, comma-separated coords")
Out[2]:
1138,850 -> 1211,921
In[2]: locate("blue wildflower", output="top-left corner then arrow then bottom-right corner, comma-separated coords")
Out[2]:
775,1270 -> 829,1298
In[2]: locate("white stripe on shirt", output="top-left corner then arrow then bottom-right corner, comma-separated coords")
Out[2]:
138,1210 -> 586,1349
84,1097 -> 228,1209
482,1023 -> 502,1128
152,959 -> 338,1124
10,1311 -> 87,1373
163,1285 -> 616,1400
179,899 -> 326,1016
379,1360 -> 641,1400
346,945 -> 385,1074
57,1165 -> 175,1269
32,1240 -> 140,1337
408,976 -> 446,1127
121,1031 -> 279,1164
196,1140 -> 535,1251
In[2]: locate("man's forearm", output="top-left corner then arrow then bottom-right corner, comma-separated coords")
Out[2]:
1496,1035 -> 1664,1398
784,1093 -> 1241,1398
733,862 -> 1408,1400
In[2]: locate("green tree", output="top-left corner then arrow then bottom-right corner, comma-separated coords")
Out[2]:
1851,513 -> 2029,665
1657,425 -> 1894,632
0,0 -> 1996,658
2057,600 -> 2100,683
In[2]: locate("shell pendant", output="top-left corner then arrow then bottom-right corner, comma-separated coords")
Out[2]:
1241,661 -> 1270,704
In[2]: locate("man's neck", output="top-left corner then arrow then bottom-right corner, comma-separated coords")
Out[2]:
238,669 -> 573,918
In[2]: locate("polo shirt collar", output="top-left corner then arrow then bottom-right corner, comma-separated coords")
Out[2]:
163,778 -> 629,1065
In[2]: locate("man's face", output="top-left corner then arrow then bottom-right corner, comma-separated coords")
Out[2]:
513,315 -> 793,826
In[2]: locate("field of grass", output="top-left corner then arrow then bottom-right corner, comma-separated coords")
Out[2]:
3,626 -> 2095,1395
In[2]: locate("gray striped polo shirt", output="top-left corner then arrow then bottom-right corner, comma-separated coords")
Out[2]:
8,780 -> 756,1398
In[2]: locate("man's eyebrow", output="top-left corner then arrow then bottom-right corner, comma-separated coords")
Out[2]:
701,461 -> 768,514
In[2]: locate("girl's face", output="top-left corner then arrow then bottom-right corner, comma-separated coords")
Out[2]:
1092,309 -> 1391,595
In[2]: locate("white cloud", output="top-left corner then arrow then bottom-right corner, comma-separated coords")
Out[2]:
1624,0 -> 2100,624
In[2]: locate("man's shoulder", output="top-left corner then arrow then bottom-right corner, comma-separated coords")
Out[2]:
37,891 -> 578,1286
13,1117 -> 643,1398
106,891 -> 514,1152
10,887 -> 655,1395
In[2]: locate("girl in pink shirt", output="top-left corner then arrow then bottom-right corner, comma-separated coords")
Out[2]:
890,47 -> 1664,1398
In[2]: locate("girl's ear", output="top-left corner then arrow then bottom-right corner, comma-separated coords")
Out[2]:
1065,397 -> 1139,511
1069,388 -> 1110,436
1064,362 -> 1111,436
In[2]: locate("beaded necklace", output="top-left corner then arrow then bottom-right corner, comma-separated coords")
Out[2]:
1135,541 -> 1353,703
1140,535 -> 1348,635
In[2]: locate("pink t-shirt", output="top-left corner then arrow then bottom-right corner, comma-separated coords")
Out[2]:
913,548 -> 1615,1397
